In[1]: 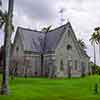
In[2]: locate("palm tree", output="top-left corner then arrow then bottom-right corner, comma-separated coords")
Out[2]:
90,32 -> 98,74
41,25 -> 52,77
0,0 -> 14,95
90,28 -> 100,94
94,27 -> 100,63
67,62 -> 71,78
42,25 -> 52,33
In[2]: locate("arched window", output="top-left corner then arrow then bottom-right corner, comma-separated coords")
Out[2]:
16,46 -> 19,51
60,59 -> 64,71
75,60 -> 78,70
81,62 -> 85,76
68,29 -> 70,37
67,44 -> 72,50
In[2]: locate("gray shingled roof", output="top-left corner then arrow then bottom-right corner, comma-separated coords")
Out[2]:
18,23 -> 69,53
44,24 -> 68,52
16,22 -> 89,58
18,28 -> 45,53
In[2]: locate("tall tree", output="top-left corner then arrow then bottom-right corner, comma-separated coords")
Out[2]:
41,25 -> 52,77
0,0 -> 14,95
90,28 -> 100,94
0,0 -> 2,6
90,32 -> 97,74
94,27 -> 100,63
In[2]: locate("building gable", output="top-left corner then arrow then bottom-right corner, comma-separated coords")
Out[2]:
44,23 -> 68,52
13,22 -> 89,59
68,23 -> 89,59
67,23 -> 81,58
55,22 -> 81,59
12,27 -> 24,57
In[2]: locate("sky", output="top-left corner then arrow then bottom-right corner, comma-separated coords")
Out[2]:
0,0 -> 100,65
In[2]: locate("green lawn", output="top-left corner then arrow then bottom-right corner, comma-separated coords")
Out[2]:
0,75 -> 100,100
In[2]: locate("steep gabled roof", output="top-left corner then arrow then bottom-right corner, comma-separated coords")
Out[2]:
14,22 -> 89,59
18,27 -> 45,53
16,23 -> 69,53
67,22 -> 90,59
44,23 -> 69,52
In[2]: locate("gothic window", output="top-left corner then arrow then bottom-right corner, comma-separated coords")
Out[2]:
16,46 -> 19,51
75,60 -> 78,70
35,58 -> 38,76
68,29 -> 70,37
45,59 -> 48,76
81,62 -> 85,68
81,62 -> 85,73
60,59 -> 64,71
81,62 -> 86,77
67,44 -> 72,50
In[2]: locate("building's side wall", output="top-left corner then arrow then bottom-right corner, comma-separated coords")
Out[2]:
12,31 -> 24,58
12,49 -> 41,77
11,31 -> 24,76
12,31 -> 41,77
55,28 -> 89,77
23,53 -> 41,76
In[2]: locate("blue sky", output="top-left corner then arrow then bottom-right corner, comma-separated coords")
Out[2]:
0,0 -> 100,65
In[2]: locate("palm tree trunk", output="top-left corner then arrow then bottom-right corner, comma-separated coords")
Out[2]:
41,54 -> 44,76
93,43 -> 96,74
68,66 -> 71,78
81,64 -> 85,77
1,25 -> 11,94
99,44 -> 100,65
1,0 -> 14,95
0,0 -> 2,6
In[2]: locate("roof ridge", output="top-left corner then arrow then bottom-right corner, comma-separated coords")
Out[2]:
68,23 -> 89,58
18,26 -> 43,33
17,22 -> 70,33
48,22 -> 69,32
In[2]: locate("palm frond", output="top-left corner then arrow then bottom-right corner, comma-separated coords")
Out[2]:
0,0 -> 2,6
42,25 -> 52,33
46,25 -> 52,32
0,9 -> 3,17
0,8 -> 14,33
11,23 -> 14,32
94,27 -> 100,31
0,21 -> 4,28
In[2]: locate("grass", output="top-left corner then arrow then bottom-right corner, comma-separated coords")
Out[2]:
0,75 -> 100,100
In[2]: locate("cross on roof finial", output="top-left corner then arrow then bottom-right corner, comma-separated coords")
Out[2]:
59,8 -> 66,25
59,8 -> 64,14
